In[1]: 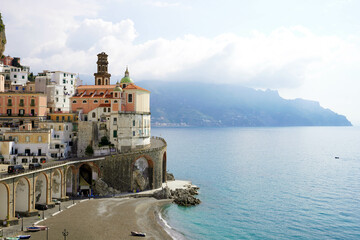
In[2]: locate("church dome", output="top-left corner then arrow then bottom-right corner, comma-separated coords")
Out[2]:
114,86 -> 123,92
120,76 -> 133,83
120,66 -> 134,83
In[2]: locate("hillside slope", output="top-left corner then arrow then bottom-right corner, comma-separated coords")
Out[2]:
138,81 -> 351,127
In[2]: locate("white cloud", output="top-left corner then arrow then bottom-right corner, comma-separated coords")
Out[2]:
146,1 -> 180,7
2,2 -> 360,123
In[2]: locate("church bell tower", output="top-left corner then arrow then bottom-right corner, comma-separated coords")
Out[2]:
94,52 -> 111,85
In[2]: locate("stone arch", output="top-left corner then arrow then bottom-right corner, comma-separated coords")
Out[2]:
77,162 -> 100,196
131,155 -> 154,191
65,166 -> 76,196
15,177 -> 31,214
51,169 -> 62,199
0,182 -> 10,220
162,152 -> 167,183
35,172 -> 49,205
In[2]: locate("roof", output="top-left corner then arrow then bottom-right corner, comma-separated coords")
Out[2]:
120,76 -> 133,83
77,85 -> 116,89
98,103 -> 111,107
124,83 -> 150,92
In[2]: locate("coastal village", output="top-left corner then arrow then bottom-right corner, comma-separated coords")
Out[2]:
0,52 -> 151,163
0,13 -> 201,239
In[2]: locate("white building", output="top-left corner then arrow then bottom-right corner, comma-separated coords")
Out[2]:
35,70 -> 77,113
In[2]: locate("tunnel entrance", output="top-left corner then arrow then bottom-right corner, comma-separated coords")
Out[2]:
79,164 -> 93,196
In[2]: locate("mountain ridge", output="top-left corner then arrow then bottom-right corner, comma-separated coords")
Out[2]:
137,81 -> 351,127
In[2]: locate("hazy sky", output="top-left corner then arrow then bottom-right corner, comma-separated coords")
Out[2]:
2,0 -> 360,124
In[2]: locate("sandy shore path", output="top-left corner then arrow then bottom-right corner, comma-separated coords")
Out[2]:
24,198 -> 173,240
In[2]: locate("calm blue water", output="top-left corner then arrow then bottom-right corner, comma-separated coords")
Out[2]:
152,127 -> 360,240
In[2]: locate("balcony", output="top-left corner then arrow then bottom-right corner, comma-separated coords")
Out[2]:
7,103 -> 12,106
30,103 -> 35,107
19,103 -> 24,107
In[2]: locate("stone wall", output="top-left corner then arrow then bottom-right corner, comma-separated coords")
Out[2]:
98,138 -> 167,192
77,121 -> 96,157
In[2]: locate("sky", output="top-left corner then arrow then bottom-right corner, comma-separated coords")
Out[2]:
1,0 -> 360,124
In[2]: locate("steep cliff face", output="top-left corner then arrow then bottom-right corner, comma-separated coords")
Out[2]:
0,13 -> 6,57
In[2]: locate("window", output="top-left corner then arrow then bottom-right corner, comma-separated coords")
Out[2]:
19,99 -> 24,106
92,112 -> 96,118
113,118 -> 117,125
64,99 -> 66,103
38,136 -> 42,142
56,98 -> 59,102
103,108 -> 106,112
7,109 -> 11,116
14,74 -> 17,78
68,116 -> 71,121
7,99 -> 12,106
71,75 -> 73,78
133,131 -> 135,136
108,108 -> 111,112
15,86 -> 18,90
62,116 -> 65,121
22,76 -> 24,79
71,80 -> 73,85
128,94 -> 133,103
56,116 -> 59,121
113,130 -> 117,138
94,100 -> 98,103
56,90 -> 59,95
19,109 -> 24,115
82,100 -> 87,103
25,136 -> 30,142
115,93 -> 118,98
30,99 -> 35,106
64,73 -> 66,77
105,100 -> 109,103
66,125 -> 68,130
63,79 -> 66,84
133,120 -> 135,126
59,126 -> 62,130
72,100 -> 77,103
114,100 -> 118,103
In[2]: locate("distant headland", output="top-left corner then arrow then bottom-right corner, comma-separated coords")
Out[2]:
138,81 -> 352,127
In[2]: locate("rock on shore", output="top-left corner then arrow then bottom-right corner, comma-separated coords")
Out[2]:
153,184 -> 201,206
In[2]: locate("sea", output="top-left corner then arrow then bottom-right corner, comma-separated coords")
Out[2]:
152,127 -> 360,240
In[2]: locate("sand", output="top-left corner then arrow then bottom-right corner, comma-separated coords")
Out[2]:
20,198 -> 173,240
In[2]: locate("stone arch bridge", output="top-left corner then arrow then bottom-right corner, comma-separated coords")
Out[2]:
0,137 -> 167,226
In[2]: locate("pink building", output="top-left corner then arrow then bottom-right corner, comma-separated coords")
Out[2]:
0,93 -> 47,117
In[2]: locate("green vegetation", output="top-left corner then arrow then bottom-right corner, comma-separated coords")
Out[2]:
0,13 -> 4,32
98,136 -> 111,147
85,145 -> 94,156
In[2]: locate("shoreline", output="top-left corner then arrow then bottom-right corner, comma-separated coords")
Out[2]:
15,198 -> 174,240
4,180 -> 195,240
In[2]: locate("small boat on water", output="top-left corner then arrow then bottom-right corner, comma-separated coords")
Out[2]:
26,226 -> 41,232
131,231 -> 146,237
17,235 -> 31,239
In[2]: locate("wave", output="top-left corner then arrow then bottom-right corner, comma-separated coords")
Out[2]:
156,207 -> 187,240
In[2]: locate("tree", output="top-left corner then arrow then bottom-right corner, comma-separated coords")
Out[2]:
100,136 -> 110,146
85,145 -> 94,156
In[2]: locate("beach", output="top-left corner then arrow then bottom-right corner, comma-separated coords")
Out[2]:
17,198 -> 173,240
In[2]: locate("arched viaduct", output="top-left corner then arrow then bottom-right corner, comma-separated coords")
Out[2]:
0,137 -> 167,226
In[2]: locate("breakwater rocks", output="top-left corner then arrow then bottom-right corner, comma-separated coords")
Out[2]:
154,184 -> 201,206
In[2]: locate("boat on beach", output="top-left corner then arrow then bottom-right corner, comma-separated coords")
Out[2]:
17,235 -> 31,239
131,231 -> 146,237
33,225 -> 47,230
26,226 -> 41,232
